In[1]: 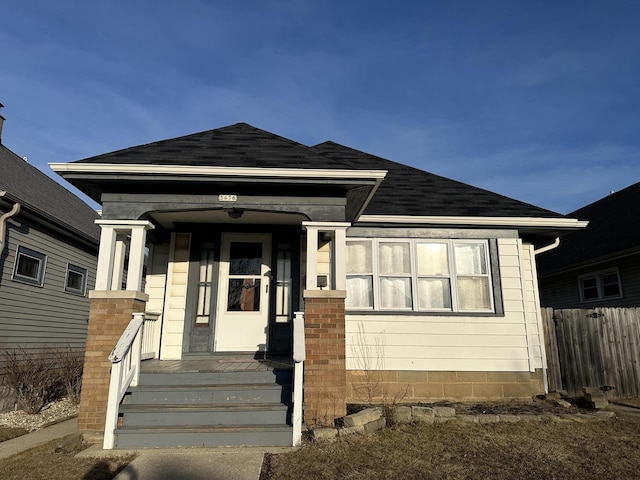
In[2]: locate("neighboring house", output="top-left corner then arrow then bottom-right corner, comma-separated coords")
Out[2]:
537,182 -> 640,309
51,123 -> 585,447
0,113 -> 100,410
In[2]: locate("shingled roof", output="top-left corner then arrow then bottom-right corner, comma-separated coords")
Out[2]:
0,144 -> 100,243
311,141 -> 562,218
537,181 -> 640,274
72,122 -> 562,220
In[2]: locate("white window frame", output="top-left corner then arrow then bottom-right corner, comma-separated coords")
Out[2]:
12,245 -> 47,286
346,238 -> 494,313
65,263 -> 88,296
578,268 -> 623,303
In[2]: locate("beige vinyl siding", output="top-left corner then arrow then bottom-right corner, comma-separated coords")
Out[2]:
317,241 -> 331,286
144,242 -> 169,315
346,238 -> 539,372
159,233 -> 191,359
0,217 -> 96,355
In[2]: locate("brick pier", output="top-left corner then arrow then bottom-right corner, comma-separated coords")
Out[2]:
302,290 -> 347,426
78,291 -> 148,442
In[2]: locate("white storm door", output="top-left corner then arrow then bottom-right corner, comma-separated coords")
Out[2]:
214,234 -> 271,352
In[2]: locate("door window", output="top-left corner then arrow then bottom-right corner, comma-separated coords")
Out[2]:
227,242 -> 263,311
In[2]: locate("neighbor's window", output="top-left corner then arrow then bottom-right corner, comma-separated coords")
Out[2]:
579,269 -> 622,302
346,239 -> 493,313
12,246 -> 47,286
65,264 -> 88,295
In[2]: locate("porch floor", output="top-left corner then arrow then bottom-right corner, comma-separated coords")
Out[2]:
140,354 -> 293,373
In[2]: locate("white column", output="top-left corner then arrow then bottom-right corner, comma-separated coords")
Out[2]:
305,226 -> 318,290
95,226 -> 117,291
303,222 -> 350,291
126,224 -> 152,291
110,236 -> 127,290
95,220 -> 155,292
333,226 -> 347,290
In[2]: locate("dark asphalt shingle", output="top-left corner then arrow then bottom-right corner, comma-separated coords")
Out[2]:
537,181 -> 640,274
73,122 -> 563,219
0,144 -> 100,243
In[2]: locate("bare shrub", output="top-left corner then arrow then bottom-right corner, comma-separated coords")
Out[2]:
0,348 -> 58,413
51,347 -> 84,405
350,322 -> 409,428
0,346 -> 85,413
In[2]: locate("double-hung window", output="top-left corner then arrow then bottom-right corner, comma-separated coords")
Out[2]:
12,245 -> 47,286
346,239 -> 494,313
578,269 -> 622,302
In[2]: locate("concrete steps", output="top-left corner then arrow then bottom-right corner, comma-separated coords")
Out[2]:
113,367 -> 293,448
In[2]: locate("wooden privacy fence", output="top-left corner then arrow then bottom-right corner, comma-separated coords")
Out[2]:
542,307 -> 640,398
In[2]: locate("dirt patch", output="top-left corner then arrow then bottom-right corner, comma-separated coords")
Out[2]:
0,434 -> 134,480
426,398 -> 587,415
348,397 -> 589,417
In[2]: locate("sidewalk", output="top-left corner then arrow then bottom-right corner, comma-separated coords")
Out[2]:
79,444 -> 291,480
0,417 -> 78,460
1,416 -> 293,479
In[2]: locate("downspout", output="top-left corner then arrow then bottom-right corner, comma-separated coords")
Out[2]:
534,237 -> 560,255
0,192 -> 21,255
532,237 -> 560,394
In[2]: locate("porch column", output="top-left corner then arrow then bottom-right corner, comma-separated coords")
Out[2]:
302,222 -> 349,426
78,219 -> 154,441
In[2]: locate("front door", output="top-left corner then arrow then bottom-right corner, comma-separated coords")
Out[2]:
214,233 -> 271,352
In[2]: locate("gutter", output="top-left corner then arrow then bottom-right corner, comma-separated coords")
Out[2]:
0,192 -> 21,255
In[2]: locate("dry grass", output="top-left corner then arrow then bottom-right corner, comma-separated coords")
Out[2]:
264,413 -> 640,480
0,434 -> 133,480
0,426 -> 28,443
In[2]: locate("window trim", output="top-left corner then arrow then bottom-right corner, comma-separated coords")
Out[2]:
578,268 -> 623,303
64,263 -> 88,296
346,238 -> 495,313
12,245 -> 47,286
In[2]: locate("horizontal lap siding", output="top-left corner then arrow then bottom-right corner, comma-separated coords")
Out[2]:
159,233 -> 190,360
0,219 -> 96,355
346,238 -> 535,372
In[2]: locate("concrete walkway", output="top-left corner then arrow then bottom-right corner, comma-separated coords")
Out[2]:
79,445 -> 291,480
0,417 -> 78,460
1,417 -> 292,479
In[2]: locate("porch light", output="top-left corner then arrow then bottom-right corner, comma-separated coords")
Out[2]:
224,208 -> 244,219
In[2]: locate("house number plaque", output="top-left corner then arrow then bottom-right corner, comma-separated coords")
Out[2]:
218,194 -> 237,202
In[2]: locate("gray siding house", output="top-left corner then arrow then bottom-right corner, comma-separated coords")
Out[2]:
537,182 -> 640,308
0,114 -> 100,410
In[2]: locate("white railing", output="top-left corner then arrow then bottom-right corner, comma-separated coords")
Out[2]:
141,311 -> 161,360
292,311 -> 305,446
103,312 -> 148,450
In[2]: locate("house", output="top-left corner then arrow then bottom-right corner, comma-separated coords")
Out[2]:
537,182 -> 640,308
50,122 -> 586,447
0,110 -> 100,411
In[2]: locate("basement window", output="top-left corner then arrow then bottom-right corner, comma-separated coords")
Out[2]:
12,245 -> 47,286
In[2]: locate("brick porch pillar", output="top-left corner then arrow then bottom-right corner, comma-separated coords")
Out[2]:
303,290 -> 347,427
78,291 -> 148,442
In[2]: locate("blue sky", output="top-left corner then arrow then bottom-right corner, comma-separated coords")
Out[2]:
1,0 -> 639,214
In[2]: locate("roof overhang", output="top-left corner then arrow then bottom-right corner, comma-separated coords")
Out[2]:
357,214 -> 588,241
50,163 -> 387,223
